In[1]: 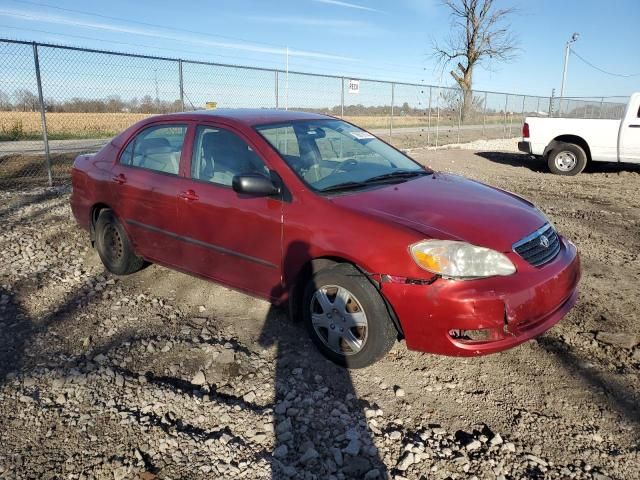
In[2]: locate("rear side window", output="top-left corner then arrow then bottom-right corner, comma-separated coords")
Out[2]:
120,124 -> 187,175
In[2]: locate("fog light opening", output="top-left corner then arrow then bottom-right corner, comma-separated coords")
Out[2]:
449,328 -> 493,342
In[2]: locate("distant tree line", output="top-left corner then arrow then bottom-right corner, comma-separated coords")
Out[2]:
0,90 -> 183,114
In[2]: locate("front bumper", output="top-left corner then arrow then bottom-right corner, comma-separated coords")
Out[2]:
518,141 -> 532,154
380,237 -> 580,356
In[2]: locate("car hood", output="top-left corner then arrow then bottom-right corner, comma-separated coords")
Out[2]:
329,172 -> 547,252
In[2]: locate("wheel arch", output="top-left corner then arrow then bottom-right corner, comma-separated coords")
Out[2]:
89,203 -> 113,245
545,135 -> 592,162
288,256 -> 404,339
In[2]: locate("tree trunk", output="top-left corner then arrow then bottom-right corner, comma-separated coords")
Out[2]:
461,87 -> 473,123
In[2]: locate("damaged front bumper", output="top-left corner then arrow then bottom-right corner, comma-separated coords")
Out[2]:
376,237 -> 580,356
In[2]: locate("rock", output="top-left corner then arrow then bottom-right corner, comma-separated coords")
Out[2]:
396,451 -> 414,471
504,442 -> 516,452
93,353 -> 108,364
466,439 -> 482,451
490,433 -> 503,446
364,469 -> 381,479
216,349 -> 235,365
276,418 -> 292,434
595,331 -> 639,349
526,454 -> 548,467
191,371 -> 206,386
342,456 -> 371,477
343,439 -> 361,456
273,445 -> 288,459
299,447 -> 319,464
394,386 -> 406,397
331,447 -> 343,467
389,430 -> 402,441
243,391 -> 256,403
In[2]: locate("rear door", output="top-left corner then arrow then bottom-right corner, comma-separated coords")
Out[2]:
110,123 -> 190,265
175,123 -> 283,299
620,102 -> 640,163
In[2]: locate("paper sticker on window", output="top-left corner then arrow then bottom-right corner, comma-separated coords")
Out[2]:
350,131 -> 375,140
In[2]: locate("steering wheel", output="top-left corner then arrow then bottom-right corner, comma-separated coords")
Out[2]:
328,158 -> 358,177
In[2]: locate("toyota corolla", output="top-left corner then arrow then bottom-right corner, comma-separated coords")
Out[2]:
71,109 -> 580,368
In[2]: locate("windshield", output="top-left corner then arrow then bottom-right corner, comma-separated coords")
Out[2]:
255,119 -> 428,192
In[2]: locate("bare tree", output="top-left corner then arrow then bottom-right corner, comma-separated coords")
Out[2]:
433,0 -> 518,122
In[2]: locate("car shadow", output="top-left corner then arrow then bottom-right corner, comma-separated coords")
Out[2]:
258,240 -> 387,479
474,151 -> 546,173
475,151 -> 640,175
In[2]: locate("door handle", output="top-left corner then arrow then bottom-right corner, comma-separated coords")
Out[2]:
629,124 -> 640,128
178,190 -> 199,201
112,173 -> 126,184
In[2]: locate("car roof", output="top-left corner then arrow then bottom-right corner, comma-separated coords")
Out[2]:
153,108 -> 334,126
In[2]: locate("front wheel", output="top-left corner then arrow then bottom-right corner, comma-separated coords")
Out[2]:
302,263 -> 397,368
547,142 -> 587,176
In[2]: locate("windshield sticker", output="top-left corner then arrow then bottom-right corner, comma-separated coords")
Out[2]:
350,131 -> 375,140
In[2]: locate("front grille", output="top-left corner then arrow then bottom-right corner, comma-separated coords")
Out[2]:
513,224 -> 560,267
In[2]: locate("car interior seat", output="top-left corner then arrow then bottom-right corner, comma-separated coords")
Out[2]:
136,137 -> 180,174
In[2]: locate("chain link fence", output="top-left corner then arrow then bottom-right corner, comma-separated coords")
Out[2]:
0,38 -> 629,188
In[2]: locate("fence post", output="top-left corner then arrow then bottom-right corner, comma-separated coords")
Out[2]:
390,82 -> 395,138
32,42 -> 52,187
521,95 -> 526,127
457,90 -> 462,143
599,97 -> 604,119
275,71 -> 279,109
341,77 -> 345,118
427,86 -> 432,145
435,89 -> 440,148
178,59 -> 184,111
482,91 -> 487,139
503,94 -> 509,139
536,97 -> 541,116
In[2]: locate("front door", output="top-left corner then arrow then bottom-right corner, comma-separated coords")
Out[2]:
110,123 -> 189,265
176,123 -> 283,299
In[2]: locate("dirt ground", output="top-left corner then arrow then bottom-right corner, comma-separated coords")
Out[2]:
0,149 -> 638,480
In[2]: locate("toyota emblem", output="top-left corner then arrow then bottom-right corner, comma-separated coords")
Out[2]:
539,235 -> 550,248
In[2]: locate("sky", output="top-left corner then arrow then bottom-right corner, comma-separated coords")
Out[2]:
0,0 -> 638,99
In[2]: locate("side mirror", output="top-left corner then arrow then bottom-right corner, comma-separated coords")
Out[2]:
232,173 -> 281,196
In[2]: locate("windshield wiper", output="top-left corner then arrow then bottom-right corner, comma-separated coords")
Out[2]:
318,181 -> 369,193
364,169 -> 429,183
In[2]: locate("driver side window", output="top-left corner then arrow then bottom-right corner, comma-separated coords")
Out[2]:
191,125 -> 268,187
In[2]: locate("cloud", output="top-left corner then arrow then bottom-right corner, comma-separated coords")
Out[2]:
247,15 -> 366,29
0,8 -> 355,61
311,0 -> 383,13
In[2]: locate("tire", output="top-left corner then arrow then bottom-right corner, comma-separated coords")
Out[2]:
547,142 -> 587,176
94,209 -> 144,275
302,263 -> 397,368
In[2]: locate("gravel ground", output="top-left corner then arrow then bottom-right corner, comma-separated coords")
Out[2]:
0,149 -> 638,480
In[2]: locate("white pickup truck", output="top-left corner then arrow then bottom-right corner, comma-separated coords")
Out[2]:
518,92 -> 640,175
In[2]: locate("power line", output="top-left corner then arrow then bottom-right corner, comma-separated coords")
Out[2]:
570,48 -> 640,78
7,0 -> 429,72
0,24 -> 428,83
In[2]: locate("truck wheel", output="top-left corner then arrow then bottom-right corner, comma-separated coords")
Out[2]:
303,263 -> 397,369
95,209 -> 145,275
547,143 -> 587,176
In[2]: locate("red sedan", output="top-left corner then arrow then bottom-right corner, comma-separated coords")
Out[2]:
71,109 -> 580,368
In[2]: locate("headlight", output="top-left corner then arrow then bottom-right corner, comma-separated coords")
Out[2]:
409,240 -> 516,279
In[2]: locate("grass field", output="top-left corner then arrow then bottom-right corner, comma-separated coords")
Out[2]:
0,111 -> 519,141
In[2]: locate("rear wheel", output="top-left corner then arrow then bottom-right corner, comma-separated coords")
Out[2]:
547,142 -> 587,176
303,263 -> 397,368
95,209 -> 144,275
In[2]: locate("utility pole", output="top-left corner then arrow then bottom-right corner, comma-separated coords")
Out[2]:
560,32 -> 579,97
